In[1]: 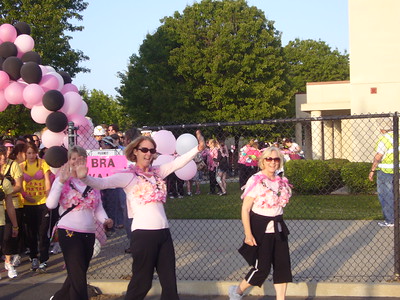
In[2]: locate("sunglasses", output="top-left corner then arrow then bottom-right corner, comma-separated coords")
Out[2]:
137,147 -> 157,154
265,157 -> 280,163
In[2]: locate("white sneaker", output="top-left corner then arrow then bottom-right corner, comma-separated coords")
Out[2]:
5,262 -> 17,278
11,254 -> 21,267
228,285 -> 243,300
31,258 -> 39,270
378,221 -> 394,227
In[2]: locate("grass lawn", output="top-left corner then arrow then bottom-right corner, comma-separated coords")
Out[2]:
164,181 -> 383,220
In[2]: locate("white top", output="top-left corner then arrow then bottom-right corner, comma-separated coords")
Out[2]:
81,146 -> 199,231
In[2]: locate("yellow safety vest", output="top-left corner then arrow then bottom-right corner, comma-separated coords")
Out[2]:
377,132 -> 400,174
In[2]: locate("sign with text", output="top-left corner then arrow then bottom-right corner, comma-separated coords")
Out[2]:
87,149 -> 132,178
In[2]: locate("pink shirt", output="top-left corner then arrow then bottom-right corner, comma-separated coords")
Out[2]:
81,146 -> 199,231
46,177 -> 108,234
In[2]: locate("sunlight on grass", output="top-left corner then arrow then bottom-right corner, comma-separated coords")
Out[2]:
164,182 -> 382,220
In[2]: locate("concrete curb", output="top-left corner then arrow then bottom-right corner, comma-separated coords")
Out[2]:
88,280 -> 400,297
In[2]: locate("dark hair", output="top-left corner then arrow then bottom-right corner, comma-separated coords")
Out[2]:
8,143 -> 28,160
124,128 -> 141,145
108,124 -> 119,132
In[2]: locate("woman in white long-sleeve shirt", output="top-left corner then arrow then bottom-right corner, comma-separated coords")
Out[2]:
75,130 -> 205,300
46,146 -> 113,300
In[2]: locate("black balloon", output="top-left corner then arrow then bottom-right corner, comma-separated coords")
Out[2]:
44,146 -> 68,168
2,57 -> 23,81
0,57 -> 4,70
43,90 -> 64,111
14,22 -> 31,35
46,112 -> 68,133
0,42 -> 18,58
20,62 -> 42,84
58,71 -> 72,84
21,51 -> 42,64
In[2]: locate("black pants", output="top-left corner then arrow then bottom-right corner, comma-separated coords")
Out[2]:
125,229 -> 179,300
245,233 -> 292,287
239,164 -> 258,188
208,169 -> 218,193
3,208 -> 24,255
24,204 -> 50,263
54,229 -> 95,300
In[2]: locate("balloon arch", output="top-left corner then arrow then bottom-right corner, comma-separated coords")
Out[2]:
0,22 -> 92,167
0,22 -> 199,179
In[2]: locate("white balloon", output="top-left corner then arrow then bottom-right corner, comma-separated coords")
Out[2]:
176,133 -> 198,155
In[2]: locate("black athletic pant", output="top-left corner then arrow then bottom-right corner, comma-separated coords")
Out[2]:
24,204 -> 50,263
125,228 -> 179,300
53,229 -> 95,300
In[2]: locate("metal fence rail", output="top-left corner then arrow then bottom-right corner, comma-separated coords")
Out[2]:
75,113 -> 399,283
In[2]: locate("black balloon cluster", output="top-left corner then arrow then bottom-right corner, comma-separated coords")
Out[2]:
0,22 -> 90,168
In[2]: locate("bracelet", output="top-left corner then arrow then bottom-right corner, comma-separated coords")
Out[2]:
370,170 -> 375,173
12,226 -> 19,230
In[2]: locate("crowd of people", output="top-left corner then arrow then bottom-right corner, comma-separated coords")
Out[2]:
0,126 -> 304,300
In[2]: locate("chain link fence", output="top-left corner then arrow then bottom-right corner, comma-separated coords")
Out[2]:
73,113 -> 400,283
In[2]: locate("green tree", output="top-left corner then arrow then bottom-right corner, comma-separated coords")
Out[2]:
0,0 -> 89,76
164,0 -> 292,122
283,38 -> 350,94
117,0 -> 293,127
82,88 -> 129,130
117,26 -> 196,127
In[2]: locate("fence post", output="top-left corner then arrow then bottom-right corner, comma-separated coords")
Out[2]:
67,121 -> 76,148
393,112 -> 400,279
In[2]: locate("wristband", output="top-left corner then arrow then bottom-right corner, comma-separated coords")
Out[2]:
370,170 -> 375,173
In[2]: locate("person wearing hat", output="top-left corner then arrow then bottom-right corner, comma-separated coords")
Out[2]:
4,142 -> 14,158
368,118 -> 397,227
93,126 -> 106,149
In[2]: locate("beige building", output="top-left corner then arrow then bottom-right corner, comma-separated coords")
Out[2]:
296,0 -> 400,161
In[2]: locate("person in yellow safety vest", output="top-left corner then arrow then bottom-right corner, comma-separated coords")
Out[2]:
369,118 -> 398,227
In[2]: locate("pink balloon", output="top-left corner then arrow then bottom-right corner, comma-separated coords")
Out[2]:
60,91 -> 82,116
68,114 -> 88,127
14,34 -> 35,54
47,71 -> 64,91
31,105 -> 52,124
0,91 -> 9,112
23,83 -> 44,105
175,160 -> 197,180
153,154 -> 175,166
0,24 -> 17,42
0,71 -> 10,90
61,83 -> 79,94
40,74 -> 59,91
78,100 -> 88,116
41,130 -> 66,148
153,130 -> 176,155
4,81 -> 25,104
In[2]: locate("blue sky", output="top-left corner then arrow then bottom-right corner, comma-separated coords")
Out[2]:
69,0 -> 348,97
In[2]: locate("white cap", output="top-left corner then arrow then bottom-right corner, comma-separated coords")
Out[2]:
93,125 -> 106,136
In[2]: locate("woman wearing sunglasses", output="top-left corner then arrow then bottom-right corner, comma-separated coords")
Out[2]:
75,130 -> 205,300
229,147 -> 292,300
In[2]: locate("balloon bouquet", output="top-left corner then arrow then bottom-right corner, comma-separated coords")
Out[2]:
152,130 -> 199,181
0,22 -> 93,168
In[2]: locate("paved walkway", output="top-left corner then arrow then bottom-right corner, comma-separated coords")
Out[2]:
0,220 -> 399,299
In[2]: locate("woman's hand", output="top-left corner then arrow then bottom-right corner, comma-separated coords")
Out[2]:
75,157 -> 88,179
244,234 -> 257,246
103,218 -> 114,229
196,130 -> 206,151
24,195 -> 36,204
58,162 -> 71,184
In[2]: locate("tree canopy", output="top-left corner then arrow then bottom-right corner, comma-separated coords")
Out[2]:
118,0 -> 293,127
283,38 -> 350,94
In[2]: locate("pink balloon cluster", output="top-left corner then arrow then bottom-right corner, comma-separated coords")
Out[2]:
0,22 -> 92,149
153,130 -> 198,181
